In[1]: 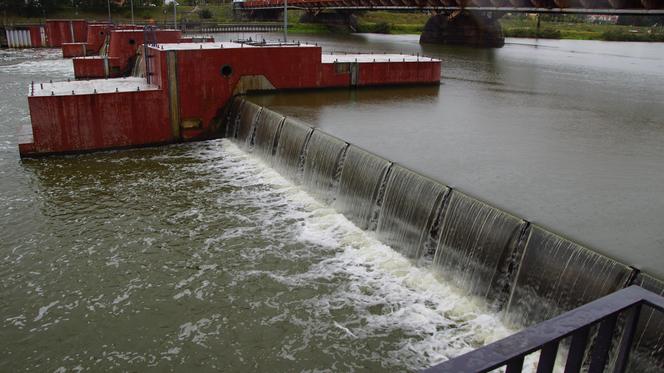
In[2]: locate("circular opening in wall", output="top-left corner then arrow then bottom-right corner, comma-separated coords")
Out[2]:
221,64 -> 233,77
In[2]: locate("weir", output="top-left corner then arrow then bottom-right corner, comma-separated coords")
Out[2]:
433,191 -> 526,304
335,146 -> 392,231
225,96 -> 663,371
376,165 -> 449,260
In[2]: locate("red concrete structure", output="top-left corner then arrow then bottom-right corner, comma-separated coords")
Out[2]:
20,41 -> 441,157
62,23 -> 135,58
45,20 -> 88,47
72,29 -> 183,79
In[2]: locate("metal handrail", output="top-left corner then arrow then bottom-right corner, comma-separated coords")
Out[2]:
424,286 -> 664,373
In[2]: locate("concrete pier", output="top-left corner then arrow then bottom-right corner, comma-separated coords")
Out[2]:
421,12 -> 505,48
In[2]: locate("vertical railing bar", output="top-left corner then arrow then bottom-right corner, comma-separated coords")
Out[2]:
588,313 -> 619,373
564,325 -> 591,373
612,303 -> 642,373
505,355 -> 525,373
536,340 -> 560,373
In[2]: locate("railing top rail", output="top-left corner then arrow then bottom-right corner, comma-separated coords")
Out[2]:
423,285 -> 664,373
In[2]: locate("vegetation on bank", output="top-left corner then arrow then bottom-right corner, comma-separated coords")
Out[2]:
501,15 -> 664,42
2,3 -> 664,43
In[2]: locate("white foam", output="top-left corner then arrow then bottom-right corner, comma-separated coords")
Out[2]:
34,300 -> 59,321
221,139 -> 522,370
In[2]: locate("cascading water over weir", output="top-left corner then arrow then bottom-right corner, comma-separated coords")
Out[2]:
224,97 -> 663,372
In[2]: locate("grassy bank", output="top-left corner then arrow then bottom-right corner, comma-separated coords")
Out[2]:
3,5 -> 664,42
1,4 -> 235,25
501,16 -> 664,42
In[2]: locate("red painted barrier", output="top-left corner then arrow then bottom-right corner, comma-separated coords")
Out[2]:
62,43 -> 87,58
72,29 -> 183,79
62,23 -> 112,57
28,26 -> 45,47
21,42 -> 441,157
61,24 -> 150,58
45,20 -> 88,47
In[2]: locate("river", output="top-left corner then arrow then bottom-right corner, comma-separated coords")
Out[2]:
247,33 -> 664,279
0,34 -> 662,371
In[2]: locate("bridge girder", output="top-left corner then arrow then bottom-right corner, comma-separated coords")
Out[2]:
238,0 -> 664,14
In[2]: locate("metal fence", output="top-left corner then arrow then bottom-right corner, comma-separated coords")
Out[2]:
424,285 -> 664,373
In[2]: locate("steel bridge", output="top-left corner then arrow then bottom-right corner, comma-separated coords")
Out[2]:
237,0 -> 664,14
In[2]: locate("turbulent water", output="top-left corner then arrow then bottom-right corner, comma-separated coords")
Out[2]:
2,35 -> 664,371
0,49 -> 519,371
229,96 -> 663,372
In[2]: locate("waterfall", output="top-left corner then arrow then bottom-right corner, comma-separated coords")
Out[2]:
253,108 -> 285,159
433,191 -> 526,301
334,146 -> 391,230
630,273 -> 664,372
235,100 -> 262,147
505,226 -> 633,326
131,50 -> 145,78
224,98 -> 663,369
302,131 -> 348,204
272,117 -> 313,181
376,165 -> 448,260
224,97 -> 245,139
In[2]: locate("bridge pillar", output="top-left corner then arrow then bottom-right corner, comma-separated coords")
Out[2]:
420,12 -> 504,48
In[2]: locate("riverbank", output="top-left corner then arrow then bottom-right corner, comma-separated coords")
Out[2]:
3,5 -> 664,42
501,15 -> 664,42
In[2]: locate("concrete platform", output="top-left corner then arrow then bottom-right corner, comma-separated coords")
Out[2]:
31,77 -> 158,97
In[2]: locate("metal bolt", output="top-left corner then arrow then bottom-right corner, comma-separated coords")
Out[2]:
51,91 -> 54,96
94,89 -> 97,94
116,88 -> 119,92
72,90 -> 75,95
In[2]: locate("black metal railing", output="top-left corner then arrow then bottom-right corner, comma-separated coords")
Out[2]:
424,285 -> 664,373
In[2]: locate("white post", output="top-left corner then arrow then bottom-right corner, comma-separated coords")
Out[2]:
130,0 -> 135,25
107,0 -> 111,23
174,1 -> 177,30
283,0 -> 287,42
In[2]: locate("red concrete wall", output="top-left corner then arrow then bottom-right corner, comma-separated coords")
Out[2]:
24,44 -> 441,156
62,23 -> 143,58
45,20 -> 88,47
107,30 -> 182,75
174,46 -> 323,140
28,26 -> 44,47
72,57 -> 113,79
319,64 -> 353,87
148,46 -> 168,89
72,30 -> 182,79
85,23 -> 112,54
62,43 -> 87,58
27,90 -> 171,154
358,61 -> 441,86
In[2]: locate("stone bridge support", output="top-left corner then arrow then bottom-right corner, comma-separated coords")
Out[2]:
420,11 -> 505,48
